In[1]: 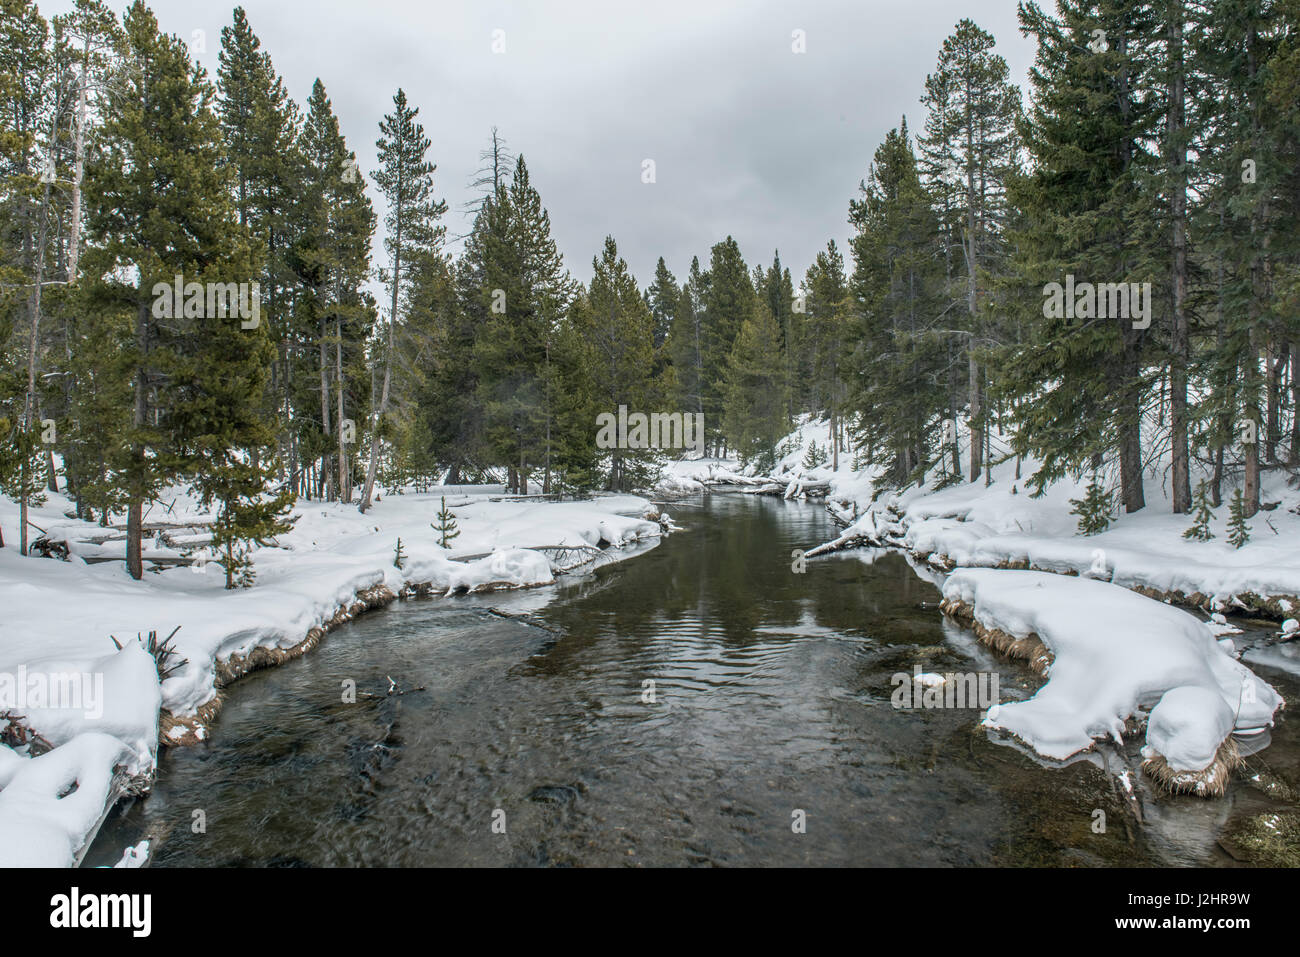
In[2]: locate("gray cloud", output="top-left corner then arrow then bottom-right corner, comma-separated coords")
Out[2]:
66,0 -> 1035,289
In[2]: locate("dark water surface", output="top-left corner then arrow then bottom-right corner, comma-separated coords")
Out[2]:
88,494 -> 1300,866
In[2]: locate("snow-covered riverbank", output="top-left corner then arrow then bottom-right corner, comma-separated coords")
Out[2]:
821,460 -> 1300,621
680,416 -> 1298,793
0,487 -> 667,866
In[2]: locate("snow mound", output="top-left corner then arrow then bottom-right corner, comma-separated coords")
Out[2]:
942,569 -> 1283,770
0,733 -> 139,867
445,548 -> 554,593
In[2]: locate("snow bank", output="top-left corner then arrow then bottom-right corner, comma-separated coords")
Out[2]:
818,445 -> 1300,615
0,486 -> 666,865
942,569 -> 1283,780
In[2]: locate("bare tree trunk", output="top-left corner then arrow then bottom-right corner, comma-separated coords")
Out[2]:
1120,335 -> 1146,513
20,159 -> 57,555
1265,343 -> 1282,464
67,56 -> 89,281
319,315 -> 332,501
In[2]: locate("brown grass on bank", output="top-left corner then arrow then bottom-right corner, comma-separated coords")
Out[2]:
1141,737 -> 1242,799
939,596 -> 1053,675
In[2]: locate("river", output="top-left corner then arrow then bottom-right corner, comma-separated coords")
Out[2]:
86,493 -> 1300,866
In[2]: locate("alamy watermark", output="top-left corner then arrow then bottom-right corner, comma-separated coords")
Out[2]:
1042,274 -> 1151,330
596,405 -> 705,455
890,664 -> 999,710
152,273 -> 261,329
0,666 -> 104,720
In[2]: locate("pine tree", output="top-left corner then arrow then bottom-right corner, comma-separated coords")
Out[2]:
761,251 -> 798,417
844,121 -> 948,488
569,236 -> 658,491
216,7 -> 303,484
393,536 -> 406,569
722,299 -> 788,471
701,237 -> 753,456
997,0 -> 1160,514
470,155 -> 573,493
85,0 -> 287,582
296,78 -> 375,503
1183,479 -> 1216,541
432,495 -> 459,548
1192,0 -> 1293,516
644,256 -> 678,356
917,18 -> 1021,485
359,88 -> 446,512
802,240 -> 851,469
1227,486 -> 1252,548
802,440 -> 827,470
665,259 -> 706,423
1069,470 -> 1113,535
0,0 -> 60,553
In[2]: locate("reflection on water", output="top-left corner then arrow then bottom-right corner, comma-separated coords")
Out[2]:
88,494 -> 1300,867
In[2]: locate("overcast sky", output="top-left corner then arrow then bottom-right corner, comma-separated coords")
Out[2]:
47,0 -> 1038,290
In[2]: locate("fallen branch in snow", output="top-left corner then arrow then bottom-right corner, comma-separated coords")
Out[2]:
0,711 -> 55,755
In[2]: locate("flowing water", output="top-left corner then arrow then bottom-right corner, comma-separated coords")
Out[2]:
87,494 -> 1300,867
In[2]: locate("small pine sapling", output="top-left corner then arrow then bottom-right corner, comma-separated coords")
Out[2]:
802,440 -> 828,470
432,496 -> 460,549
394,536 -> 407,569
1069,471 -> 1112,535
1183,480 -> 1217,541
1227,488 -> 1251,549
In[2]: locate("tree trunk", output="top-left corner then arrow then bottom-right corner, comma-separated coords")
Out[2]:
1168,3 -> 1191,512
1265,343 -> 1282,464
358,338 -> 391,513
67,55 -> 89,281
127,301 -> 148,580
968,353 -> 981,482
336,317 -> 349,503
1120,339 -> 1145,513
1290,341 -> 1300,465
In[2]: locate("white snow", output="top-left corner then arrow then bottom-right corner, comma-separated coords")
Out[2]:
942,569 -> 1283,769
815,426 -> 1300,613
0,732 -> 142,867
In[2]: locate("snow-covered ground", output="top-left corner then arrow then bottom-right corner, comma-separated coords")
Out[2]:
814,431 -> 1300,618
0,484 -> 666,866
